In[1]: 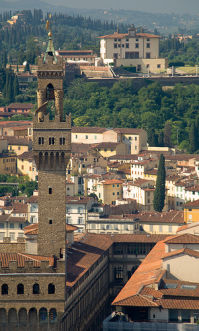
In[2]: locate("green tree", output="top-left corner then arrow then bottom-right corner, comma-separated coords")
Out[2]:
153,154 -> 166,212
189,122 -> 197,153
164,121 -> 172,147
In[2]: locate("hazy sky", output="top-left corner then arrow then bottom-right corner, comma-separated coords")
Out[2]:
5,0 -> 199,14
43,0 -> 199,14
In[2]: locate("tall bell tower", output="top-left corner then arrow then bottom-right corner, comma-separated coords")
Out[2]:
33,29 -> 71,258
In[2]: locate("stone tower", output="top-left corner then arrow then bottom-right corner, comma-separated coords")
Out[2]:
33,31 -> 71,258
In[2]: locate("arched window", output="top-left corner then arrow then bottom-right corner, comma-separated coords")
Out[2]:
33,283 -> 40,294
48,283 -> 55,294
1,284 -> 8,295
39,308 -> 48,323
46,83 -> 54,100
49,308 -> 57,323
17,283 -> 24,294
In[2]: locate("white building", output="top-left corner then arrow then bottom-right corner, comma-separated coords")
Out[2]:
123,179 -> 155,211
99,25 -> 167,73
106,233 -> 199,330
28,195 -> 94,232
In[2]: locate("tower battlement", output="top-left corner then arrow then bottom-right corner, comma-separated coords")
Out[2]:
33,28 -> 71,258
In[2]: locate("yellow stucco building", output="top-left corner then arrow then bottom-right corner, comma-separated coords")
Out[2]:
184,199 -> 199,223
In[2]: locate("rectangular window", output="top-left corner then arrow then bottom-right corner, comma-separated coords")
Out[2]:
38,137 -> 44,144
113,53 -> 118,59
85,135 -> 88,139
0,232 -> 5,241
126,43 -> 129,48
146,43 -> 150,48
135,43 -> 139,48
78,217 -> 84,224
146,53 -> 151,59
49,187 -> 52,194
49,137 -> 55,145
157,64 -> 161,68
75,135 -> 78,139
125,52 -> 139,59
114,44 -> 117,48
10,223 -> 14,229
0,223 -> 4,229
114,266 -> 123,280
60,137 -> 65,145
9,232 -> 15,241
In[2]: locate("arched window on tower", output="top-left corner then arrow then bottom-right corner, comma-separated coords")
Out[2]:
33,283 -> 40,294
1,284 -> 8,295
46,83 -> 54,100
48,283 -> 55,294
17,283 -> 24,295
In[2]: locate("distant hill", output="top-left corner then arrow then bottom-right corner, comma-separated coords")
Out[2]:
1,1 -> 199,34
0,0 -> 53,10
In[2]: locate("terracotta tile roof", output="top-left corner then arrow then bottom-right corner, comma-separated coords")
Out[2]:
0,121 -> 32,128
135,211 -> 184,224
66,233 -> 112,287
0,252 -> 53,268
98,32 -> 160,39
92,142 -> 119,149
112,230 -> 199,308
4,136 -> 31,146
108,155 -> 138,161
72,126 -> 107,133
177,222 -> 199,233
114,128 -> 145,134
159,299 -> 199,310
111,234 -> 168,243
177,224 -> 189,233
102,179 -> 123,185
164,233 -> 199,244
112,240 -> 165,305
185,199 -> 199,208
7,103 -> 33,109
12,203 -> 28,213
8,216 -> 26,223
24,223 -> 78,236
24,223 -> 38,235
114,294 -> 158,307
18,151 -> 34,162
163,248 -> 199,259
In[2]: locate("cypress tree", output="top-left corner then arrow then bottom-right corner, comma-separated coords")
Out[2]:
189,122 -> 197,153
153,154 -> 166,212
13,75 -> 19,97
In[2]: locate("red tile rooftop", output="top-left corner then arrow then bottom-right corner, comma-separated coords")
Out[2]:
163,248 -> 199,259
98,32 -> 160,39
164,233 -> 199,244
185,199 -> 199,208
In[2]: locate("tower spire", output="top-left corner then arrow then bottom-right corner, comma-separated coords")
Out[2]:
44,14 -> 57,63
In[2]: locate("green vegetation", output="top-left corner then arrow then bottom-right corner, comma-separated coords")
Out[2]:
63,79 -> 199,152
160,38 -> 199,66
0,174 -> 37,197
153,154 -> 166,212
